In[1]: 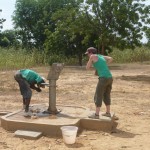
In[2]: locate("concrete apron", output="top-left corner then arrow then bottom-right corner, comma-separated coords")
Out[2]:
1,104 -> 118,137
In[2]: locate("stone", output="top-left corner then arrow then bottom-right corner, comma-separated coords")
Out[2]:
14,130 -> 42,139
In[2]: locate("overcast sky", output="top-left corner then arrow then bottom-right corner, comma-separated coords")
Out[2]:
0,0 -> 150,43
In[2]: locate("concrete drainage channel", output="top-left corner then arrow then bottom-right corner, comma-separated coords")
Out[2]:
1,104 -> 118,141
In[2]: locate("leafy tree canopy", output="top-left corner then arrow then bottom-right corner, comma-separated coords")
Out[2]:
12,0 -> 150,61
0,9 -> 6,33
84,0 -> 150,53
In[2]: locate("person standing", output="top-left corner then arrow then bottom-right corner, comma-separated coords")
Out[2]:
14,69 -> 45,116
85,47 -> 113,119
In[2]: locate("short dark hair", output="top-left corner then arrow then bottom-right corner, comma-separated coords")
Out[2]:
37,79 -> 45,86
85,47 -> 97,54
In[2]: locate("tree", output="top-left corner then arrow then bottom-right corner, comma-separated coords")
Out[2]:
44,0 -> 87,65
0,9 -> 6,45
145,28 -> 150,47
84,0 -> 150,54
13,0 -> 41,49
12,0 -> 150,65
0,9 -> 6,32
0,30 -> 20,48
13,0 -> 79,50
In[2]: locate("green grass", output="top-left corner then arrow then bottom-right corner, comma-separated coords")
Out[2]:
0,46 -> 150,70
0,48 -> 48,70
110,47 -> 150,63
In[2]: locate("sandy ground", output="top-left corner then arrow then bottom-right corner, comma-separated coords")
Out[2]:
0,63 -> 150,150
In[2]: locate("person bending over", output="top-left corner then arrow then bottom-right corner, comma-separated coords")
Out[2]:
14,69 -> 45,114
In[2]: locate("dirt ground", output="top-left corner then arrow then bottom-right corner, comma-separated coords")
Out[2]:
0,63 -> 150,150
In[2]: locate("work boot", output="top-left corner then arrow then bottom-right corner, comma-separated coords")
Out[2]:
102,112 -> 119,120
101,112 -> 111,117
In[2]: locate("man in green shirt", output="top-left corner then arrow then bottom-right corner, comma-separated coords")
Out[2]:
85,47 -> 113,119
14,69 -> 45,116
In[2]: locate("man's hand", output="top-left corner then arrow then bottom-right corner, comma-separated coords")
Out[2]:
86,54 -> 98,70
30,83 -> 42,92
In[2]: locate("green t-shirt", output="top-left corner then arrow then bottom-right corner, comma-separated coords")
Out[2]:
20,69 -> 43,84
93,55 -> 112,78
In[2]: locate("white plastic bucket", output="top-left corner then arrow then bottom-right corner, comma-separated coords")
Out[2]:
61,126 -> 78,144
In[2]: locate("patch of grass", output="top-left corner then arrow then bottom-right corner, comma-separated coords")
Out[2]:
110,47 -> 150,63
0,48 -> 47,70
0,46 -> 150,70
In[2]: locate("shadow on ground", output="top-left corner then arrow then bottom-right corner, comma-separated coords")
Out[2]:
119,75 -> 150,83
111,129 -> 140,138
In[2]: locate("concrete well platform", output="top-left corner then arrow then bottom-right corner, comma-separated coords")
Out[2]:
1,104 -> 118,136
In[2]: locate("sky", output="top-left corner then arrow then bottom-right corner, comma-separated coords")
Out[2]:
0,0 -> 150,43
0,0 -> 16,30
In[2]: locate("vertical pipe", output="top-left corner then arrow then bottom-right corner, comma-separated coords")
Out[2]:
49,80 -> 57,112
47,63 -> 64,114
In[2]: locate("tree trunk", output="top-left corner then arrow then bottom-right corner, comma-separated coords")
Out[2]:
101,43 -> 105,55
78,53 -> 82,66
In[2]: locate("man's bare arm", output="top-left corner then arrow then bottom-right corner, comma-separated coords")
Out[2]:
103,56 -> 113,64
86,55 -> 93,69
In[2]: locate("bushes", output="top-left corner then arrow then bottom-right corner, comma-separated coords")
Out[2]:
0,48 -> 79,70
48,54 -> 66,65
110,47 -> 150,63
0,48 -> 38,70
0,46 -> 150,70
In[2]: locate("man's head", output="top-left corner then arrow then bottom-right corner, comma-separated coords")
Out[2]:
37,77 -> 46,88
85,47 -> 97,55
